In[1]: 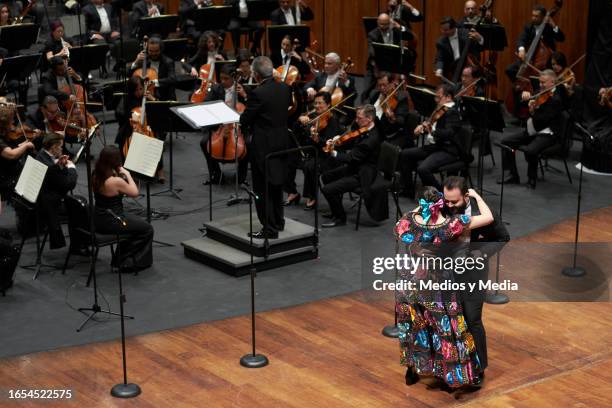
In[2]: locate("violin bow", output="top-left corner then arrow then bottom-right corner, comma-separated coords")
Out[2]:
529,75 -> 575,100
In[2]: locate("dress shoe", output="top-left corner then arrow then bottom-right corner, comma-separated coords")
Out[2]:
322,218 -> 346,228
203,176 -> 221,186
283,193 -> 301,206
304,200 -> 316,211
248,230 -> 279,239
527,178 -> 536,189
496,175 -> 520,184
321,211 -> 334,219
472,371 -> 485,386
405,367 -> 420,385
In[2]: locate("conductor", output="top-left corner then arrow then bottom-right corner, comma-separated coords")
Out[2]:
240,56 -> 292,239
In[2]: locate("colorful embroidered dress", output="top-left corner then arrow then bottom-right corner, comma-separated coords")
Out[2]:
394,211 -> 481,387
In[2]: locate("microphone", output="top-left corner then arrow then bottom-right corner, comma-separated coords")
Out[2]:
240,183 -> 258,200
574,122 -> 595,142
494,142 -> 515,153
107,209 -> 127,227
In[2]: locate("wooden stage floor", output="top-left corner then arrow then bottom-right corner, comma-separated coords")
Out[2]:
1,208 -> 611,407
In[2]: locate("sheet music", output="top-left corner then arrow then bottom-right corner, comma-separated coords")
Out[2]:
14,155 -> 48,204
173,101 -> 241,129
124,132 -> 164,178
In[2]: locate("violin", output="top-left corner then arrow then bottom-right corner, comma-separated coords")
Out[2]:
207,81 -> 247,162
379,80 -> 405,119
526,75 -> 574,111
323,126 -> 369,153
47,111 -> 87,140
132,36 -> 158,97
7,124 -> 41,142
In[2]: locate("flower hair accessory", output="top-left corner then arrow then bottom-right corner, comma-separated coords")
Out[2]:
419,198 -> 445,224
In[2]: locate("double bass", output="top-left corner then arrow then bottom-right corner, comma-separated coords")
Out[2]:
505,0 -> 563,117
207,80 -> 247,162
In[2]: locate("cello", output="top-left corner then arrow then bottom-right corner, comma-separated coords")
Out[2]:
505,0 -> 563,117
207,79 -> 247,162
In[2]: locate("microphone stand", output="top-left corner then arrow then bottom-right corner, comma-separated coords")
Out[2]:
561,123 -> 592,278
227,79 -> 249,206
382,207 -> 401,338
239,184 -> 268,368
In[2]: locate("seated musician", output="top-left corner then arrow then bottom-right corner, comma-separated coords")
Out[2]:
304,52 -> 356,122
35,133 -> 77,250
369,71 -> 412,147
386,0 -> 423,31
185,31 -> 226,79
179,0 -> 213,42
499,69 -> 564,189
363,13 -> 411,102
505,4 -> 564,114
549,51 -> 575,111
0,4 -> 11,26
235,49 -> 254,84
224,0 -> 266,55
130,36 -> 176,101
129,0 -> 165,37
82,0 -> 120,46
399,84 -> 463,197
39,56 -> 80,106
270,0 -> 314,26
43,20 -> 72,64
434,16 -> 483,80
200,64 -> 248,185
115,76 -> 156,151
320,104 -> 387,228
270,35 -> 310,77
456,65 -> 485,97
0,105 -> 35,202
286,91 -> 341,210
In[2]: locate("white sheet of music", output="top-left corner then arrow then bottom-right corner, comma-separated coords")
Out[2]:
14,155 -> 48,204
173,101 -> 240,129
124,132 -> 164,178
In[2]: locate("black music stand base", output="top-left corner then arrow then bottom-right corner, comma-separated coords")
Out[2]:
382,324 -> 400,338
111,383 -> 141,398
76,303 -> 133,332
227,194 -> 250,206
562,266 -> 586,278
485,291 -> 509,304
240,353 -> 269,368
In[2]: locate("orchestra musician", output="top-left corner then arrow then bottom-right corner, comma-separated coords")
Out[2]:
369,71 -> 412,148
239,56 -> 292,240
399,84 -> 463,197
304,52 -> 356,120
270,35 -> 310,77
549,51 -> 576,112
0,105 -> 34,202
82,0 -> 121,46
224,0 -> 266,55
129,0 -> 165,37
200,64 -> 248,186
130,36 -> 176,101
235,50 -> 254,85
456,65 -> 485,97
179,0 -> 214,42
114,76 -> 156,155
434,16 -> 483,80
270,0 -> 314,26
386,0 -> 423,31
35,133 -> 77,250
499,69 -> 564,189
320,104 -> 387,228
0,3 -> 10,26
43,20 -> 72,64
39,56 -> 80,106
292,91 -> 341,210
185,31 -> 227,79
505,4 -> 565,84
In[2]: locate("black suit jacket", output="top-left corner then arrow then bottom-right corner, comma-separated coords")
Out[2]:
369,90 -> 410,139
269,6 -> 314,25
240,78 -> 292,185
434,29 -> 482,75
388,4 -> 423,30
82,3 -> 119,38
367,27 -> 404,60
129,55 -> 176,100
304,72 -> 356,101
531,91 -> 564,136
517,23 -> 565,52
39,70 -> 73,104
468,197 -> 510,256
269,52 -> 310,77
129,1 -> 165,36
430,106 -> 463,156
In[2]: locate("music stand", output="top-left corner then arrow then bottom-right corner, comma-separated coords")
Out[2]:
243,0 -> 278,21
137,15 -> 179,40
406,85 -> 437,118
162,38 -> 189,62
0,53 -> 41,81
462,95 -> 506,193
362,17 -> 377,37
69,44 -> 110,78
191,5 -> 234,32
0,23 -> 39,52
266,25 -> 310,54
475,23 -> 508,52
146,101 -> 191,200
372,42 -> 416,74
212,60 -> 238,82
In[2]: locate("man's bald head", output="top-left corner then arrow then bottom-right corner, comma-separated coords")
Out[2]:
377,13 -> 391,32
464,0 -> 478,18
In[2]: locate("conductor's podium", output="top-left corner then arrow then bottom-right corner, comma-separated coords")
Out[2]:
182,214 -> 318,276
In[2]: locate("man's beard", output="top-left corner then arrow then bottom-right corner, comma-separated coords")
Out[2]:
447,201 -> 467,215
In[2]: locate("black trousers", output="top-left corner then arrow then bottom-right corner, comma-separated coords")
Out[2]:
283,150 -> 303,195
95,212 -> 154,270
200,132 -> 248,183
320,166 -> 360,221
400,145 -> 457,190
302,154 -> 337,199
227,18 -> 264,51
462,300 -> 487,370
251,161 -> 284,233
501,131 -> 556,180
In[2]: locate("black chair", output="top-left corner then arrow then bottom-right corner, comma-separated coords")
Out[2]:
354,141 -> 403,231
536,111 -> 574,184
62,195 -> 123,286
437,125 -> 475,185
